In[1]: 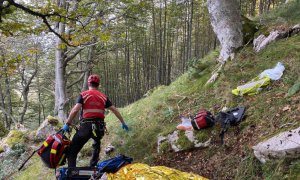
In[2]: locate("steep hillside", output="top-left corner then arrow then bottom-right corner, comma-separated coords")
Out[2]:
11,1 -> 300,179
101,33 -> 300,179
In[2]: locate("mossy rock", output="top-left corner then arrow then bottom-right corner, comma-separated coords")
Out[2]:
242,15 -> 259,44
47,115 -> 59,126
254,25 -> 270,39
176,131 -> 194,150
194,129 -> 211,142
3,130 -> 25,147
0,145 -> 4,153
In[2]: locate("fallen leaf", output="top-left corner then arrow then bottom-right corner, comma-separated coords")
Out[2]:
282,105 -> 291,112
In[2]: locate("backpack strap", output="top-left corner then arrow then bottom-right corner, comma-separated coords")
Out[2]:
217,112 -> 236,144
50,140 -> 59,168
38,135 -> 54,155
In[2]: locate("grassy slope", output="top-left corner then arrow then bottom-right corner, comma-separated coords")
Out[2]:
102,34 -> 300,179
13,1 -> 300,179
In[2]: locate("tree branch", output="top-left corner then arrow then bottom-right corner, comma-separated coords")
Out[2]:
6,0 -> 76,47
0,105 -> 17,125
64,47 -> 84,65
67,72 -> 85,89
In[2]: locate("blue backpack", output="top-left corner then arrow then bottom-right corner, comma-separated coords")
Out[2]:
97,154 -> 133,173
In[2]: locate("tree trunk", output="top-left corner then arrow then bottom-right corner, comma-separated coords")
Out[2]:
20,54 -> 38,124
54,0 -> 68,122
82,45 -> 95,91
159,1 -> 163,84
4,72 -> 13,129
0,82 -> 8,128
259,0 -> 264,15
251,0 -> 257,16
207,0 -> 243,63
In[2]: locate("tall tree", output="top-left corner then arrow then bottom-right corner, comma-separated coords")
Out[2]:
207,0 -> 243,63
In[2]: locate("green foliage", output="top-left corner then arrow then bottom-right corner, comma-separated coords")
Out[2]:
257,0 -> 300,28
10,143 -> 26,156
262,159 -> 300,180
0,143 -> 28,179
194,129 -> 210,142
175,131 -> 194,150
187,50 -> 219,79
159,141 -> 171,154
4,130 -> 25,147
287,80 -> 300,97
234,155 -> 262,180
241,16 -> 259,43
0,121 -> 8,138
11,156 -> 54,180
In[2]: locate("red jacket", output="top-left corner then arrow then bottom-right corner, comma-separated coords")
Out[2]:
80,89 -> 107,119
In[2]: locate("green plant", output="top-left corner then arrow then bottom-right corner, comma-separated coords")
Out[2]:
159,141 -> 171,154
0,121 -> 8,138
10,143 -> 26,156
194,129 -> 211,142
175,131 -> 194,150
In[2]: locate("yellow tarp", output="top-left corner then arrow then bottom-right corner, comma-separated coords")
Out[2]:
106,163 -> 208,180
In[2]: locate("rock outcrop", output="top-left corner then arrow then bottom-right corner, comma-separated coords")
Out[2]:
35,115 -> 60,140
157,130 -> 211,153
254,24 -> 300,52
253,127 -> 300,163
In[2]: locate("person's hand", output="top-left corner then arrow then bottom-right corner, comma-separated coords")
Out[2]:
121,123 -> 129,131
62,123 -> 70,132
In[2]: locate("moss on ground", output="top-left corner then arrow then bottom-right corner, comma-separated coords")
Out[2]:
4,130 -> 25,147
175,131 -> 194,150
159,141 -> 171,154
194,129 -> 211,142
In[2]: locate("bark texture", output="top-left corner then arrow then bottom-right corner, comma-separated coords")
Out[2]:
207,0 -> 243,63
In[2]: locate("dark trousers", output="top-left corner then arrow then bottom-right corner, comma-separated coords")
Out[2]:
67,120 -> 105,167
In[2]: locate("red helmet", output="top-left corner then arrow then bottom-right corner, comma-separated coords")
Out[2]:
88,74 -> 100,85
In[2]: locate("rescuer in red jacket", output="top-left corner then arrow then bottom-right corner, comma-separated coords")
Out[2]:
62,74 -> 129,167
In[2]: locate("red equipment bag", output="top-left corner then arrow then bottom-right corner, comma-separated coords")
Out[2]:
191,110 -> 215,130
37,131 -> 71,168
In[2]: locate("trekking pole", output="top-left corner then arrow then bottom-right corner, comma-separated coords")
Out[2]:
18,149 -> 39,171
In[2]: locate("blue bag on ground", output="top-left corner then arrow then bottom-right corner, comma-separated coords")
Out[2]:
57,155 -> 133,180
97,154 -> 133,173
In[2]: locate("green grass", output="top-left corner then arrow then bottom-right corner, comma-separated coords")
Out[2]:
103,34 -> 300,179
12,156 -> 55,180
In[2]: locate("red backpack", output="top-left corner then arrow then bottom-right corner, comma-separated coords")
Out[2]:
37,131 -> 71,168
191,110 -> 215,130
